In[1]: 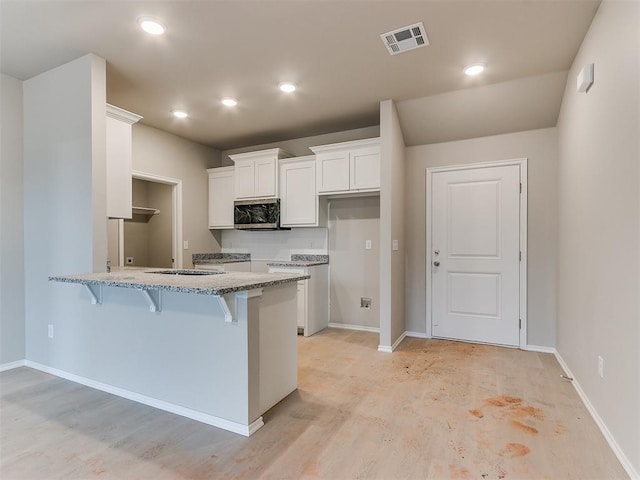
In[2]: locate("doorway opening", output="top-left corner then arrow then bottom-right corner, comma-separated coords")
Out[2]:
107,171 -> 183,269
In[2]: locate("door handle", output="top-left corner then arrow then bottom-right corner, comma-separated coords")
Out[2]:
433,261 -> 440,267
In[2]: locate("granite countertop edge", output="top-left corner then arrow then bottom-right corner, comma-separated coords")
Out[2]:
49,271 -> 310,296
266,260 -> 328,267
193,258 -> 251,265
192,253 -> 251,265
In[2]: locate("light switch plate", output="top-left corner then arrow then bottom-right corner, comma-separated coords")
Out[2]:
183,240 -> 189,250
365,240 -> 372,250
392,239 -> 399,251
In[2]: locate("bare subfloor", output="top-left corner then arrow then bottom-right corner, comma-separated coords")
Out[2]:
0,329 -> 628,479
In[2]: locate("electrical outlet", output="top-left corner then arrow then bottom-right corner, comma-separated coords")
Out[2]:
598,356 -> 604,378
360,298 -> 372,309
126,257 -> 134,264
365,240 -> 372,250
48,324 -> 54,339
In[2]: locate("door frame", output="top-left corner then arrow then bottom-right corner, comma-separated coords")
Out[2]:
124,170 -> 183,269
425,158 -> 528,347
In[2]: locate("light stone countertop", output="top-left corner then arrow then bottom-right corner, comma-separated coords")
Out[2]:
49,267 -> 309,296
192,253 -> 251,265
267,254 -> 329,268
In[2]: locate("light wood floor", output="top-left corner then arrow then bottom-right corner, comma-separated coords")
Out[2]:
1,329 -> 628,479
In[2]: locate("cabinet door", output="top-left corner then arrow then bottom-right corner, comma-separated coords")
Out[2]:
223,261 -> 251,272
106,116 -> 133,219
209,168 -> 235,228
350,146 -> 380,191
316,151 -> 350,193
280,160 -> 317,226
253,157 -> 277,197
234,159 -> 255,199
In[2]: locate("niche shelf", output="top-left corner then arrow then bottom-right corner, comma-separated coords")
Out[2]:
132,206 -> 160,216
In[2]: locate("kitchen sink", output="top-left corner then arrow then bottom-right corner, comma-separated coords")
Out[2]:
147,269 -> 226,276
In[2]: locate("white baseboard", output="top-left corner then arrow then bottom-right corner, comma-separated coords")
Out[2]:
553,352 -> 639,480
523,344 -> 556,354
405,331 -> 430,339
328,322 -> 380,333
0,359 -> 26,372
23,360 -> 263,437
378,331 -> 408,353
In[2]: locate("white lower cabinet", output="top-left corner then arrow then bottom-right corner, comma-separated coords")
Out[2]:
194,261 -> 251,272
268,264 -> 328,336
207,167 -> 235,229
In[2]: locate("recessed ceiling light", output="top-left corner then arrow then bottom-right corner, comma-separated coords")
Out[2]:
172,110 -> 188,119
138,17 -> 166,35
279,82 -> 296,93
464,64 -> 486,76
221,97 -> 238,107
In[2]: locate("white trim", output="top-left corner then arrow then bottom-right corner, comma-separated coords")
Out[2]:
328,323 -> 380,333
425,158 -> 528,347
131,171 -> 183,269
378,331 -> 407,353
23,361 -> 263,437
405,331 -> 430,339
106,104 -> 142,124
0,359 -> 26,372
523,344 -> 556,354
518,160 -> 528,347
553,352 -> 640,480
117,218 -> 125,266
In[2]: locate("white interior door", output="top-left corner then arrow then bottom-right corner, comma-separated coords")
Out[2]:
430,164 -> 522,346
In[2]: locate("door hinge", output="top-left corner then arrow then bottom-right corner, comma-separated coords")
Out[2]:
519,182 -> 522,193
519,318 -> 522,329
519,251 -> 522,261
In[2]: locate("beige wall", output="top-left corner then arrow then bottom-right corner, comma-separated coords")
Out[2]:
124,179 -> 150,267
556,0 -> 640,474
405,127 -> 558,347
379,100 -> 406,348
328,197 -> 380,329
131,123 -> 221,268
23,54 -> 108,364
0,74 -> 26,364
147,182 -> 173,268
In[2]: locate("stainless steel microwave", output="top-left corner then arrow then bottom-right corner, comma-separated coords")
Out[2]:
233,198 -> 289,230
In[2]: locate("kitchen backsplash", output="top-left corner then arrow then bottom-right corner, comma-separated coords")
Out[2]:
220,228 -> 328,260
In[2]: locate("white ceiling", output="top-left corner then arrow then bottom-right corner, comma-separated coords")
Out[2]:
0,0 -> 600,149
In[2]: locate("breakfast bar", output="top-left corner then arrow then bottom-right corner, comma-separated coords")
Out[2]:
49,268 -> 309,436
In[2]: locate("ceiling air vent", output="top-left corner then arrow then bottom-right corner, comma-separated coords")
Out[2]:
380,22 -> 429,55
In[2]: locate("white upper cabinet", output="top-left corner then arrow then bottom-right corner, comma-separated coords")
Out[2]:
310,138 -> 380,195
106,104 -> 141,219
229,148 -> 291,199
315,150 -> 350,193
207,166 -> 235,229
279,156 -> 327,227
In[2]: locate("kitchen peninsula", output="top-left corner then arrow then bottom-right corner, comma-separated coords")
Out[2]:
49,268 -> 309,436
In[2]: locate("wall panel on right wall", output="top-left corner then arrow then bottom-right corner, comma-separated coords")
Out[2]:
405,127 -> 558,348
556,0 -> 640,475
